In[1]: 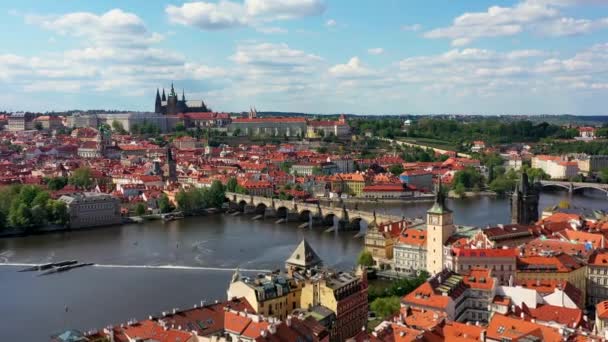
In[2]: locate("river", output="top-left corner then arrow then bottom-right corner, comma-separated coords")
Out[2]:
0,190 -> 606,340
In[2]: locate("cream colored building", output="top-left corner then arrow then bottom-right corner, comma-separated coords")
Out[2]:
59,192 -> 122,229
227,271 -> 302,320
426,185 -> 455,275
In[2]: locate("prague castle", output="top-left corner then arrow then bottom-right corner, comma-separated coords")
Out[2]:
154,83 -> 209,115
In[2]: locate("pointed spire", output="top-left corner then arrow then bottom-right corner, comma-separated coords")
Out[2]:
182,89 -> 186,102
231,267 -> 241,283
161,88 -> 166,101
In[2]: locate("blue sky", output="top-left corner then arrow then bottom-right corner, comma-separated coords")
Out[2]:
1,0 -> 608,115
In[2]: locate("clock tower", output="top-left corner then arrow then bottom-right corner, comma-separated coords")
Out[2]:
425,179 -> 455,275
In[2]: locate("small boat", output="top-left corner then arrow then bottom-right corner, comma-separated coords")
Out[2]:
38,262 -> 94,276
19,260 -> 78,272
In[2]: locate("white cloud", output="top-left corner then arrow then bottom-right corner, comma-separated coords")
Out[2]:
325,19 -> 336,27
329,57 -> 376,79
256,26 -> 288,34
424,0 -> 608,45
401,24 -> 422,32
368,48 -> 384,55
166,0 -> 326,30
26,9 -> 163,48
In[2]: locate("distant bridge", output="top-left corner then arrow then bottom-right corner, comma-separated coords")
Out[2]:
539,180 -> 608,195
225,192 -> 423,231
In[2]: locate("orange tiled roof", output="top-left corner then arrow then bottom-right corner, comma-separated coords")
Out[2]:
486,313 -> 562,342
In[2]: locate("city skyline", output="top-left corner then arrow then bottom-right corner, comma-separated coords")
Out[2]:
1,0 -> 608,115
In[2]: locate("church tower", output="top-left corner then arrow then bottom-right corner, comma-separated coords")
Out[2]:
155,88 -> 162,113
165,147 -> 177,182
511,173 -> 539,225
426,179 -> 455,275
167,83 -> 179,115
161,88 -> 166,101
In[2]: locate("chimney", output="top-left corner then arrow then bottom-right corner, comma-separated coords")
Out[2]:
480,330 -> 486,342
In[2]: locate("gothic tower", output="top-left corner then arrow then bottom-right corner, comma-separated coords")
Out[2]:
511,173 -> 539,225
165,147 -> 177,182
167,83 -> 178,115
155,88 -> 162,113
161,88 -> 166,101
426,179 -> 455,275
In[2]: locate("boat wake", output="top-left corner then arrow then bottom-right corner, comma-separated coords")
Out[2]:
0,262 -> 269,273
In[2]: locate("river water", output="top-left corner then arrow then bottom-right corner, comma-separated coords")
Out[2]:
0,190 -> 606,340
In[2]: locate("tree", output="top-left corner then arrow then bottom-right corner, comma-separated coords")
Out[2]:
158,194 -> 173,214
388,164 -> 404,176
357,250 -> 374,267
48,200 -> 68,226
135,203 -> 147,216
69,167 -> 94,189
311,166 -> 323,176
45,177 -> 68,191
207,180 -> 226,208
453,183 -> 466,198
370,296 -> 401,318
452,167 -> 484,190
226,178 -> 239,192
34,121 -> 43,130
279,162 -> 293,173
111,120 -> 126,134
175,122 -> 186,132
601,168 -> 608,183
489,176 -> 515,195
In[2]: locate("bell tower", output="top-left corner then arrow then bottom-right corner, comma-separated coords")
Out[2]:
425,179 -> 455,275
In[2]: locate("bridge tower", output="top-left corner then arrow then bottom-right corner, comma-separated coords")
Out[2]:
511,173 -> 539,225
426,179 -> 455,275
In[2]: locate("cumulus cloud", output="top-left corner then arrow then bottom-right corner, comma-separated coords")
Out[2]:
329,57 -> 377,79
368,48 -> 384,55
325,19 -> 336,27
424,0 -> 608,46
166,0 -> 326,30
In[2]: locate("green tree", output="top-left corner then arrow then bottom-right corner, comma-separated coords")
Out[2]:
34,121 -> 43,130
45,177 -> 68,191
452,167 -> 484,190
357,250 -> 374,267
135,203 -> 147,216
175,122 -> 186,132
370,296 -> 401,318
489,176 -> 515,195
158,194 -> 173,214
48,200 -> 69,226
600,168 -> 608,183
111,120 -> 126,134
226,178 -> 238,192
311,166 -> 323,176
207,180 -> 226,208
453,183 -> 466,197
388,164 -> 404,176
69,167 -> 94,189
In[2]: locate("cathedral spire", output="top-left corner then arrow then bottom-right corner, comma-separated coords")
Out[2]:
161,88 -> 166,101
182,89 -> 186,102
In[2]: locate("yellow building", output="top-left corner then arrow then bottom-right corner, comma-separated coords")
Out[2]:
515,253 -> 587,304
226,270 -> 302,320
300,267 -> 369,342
364,226 -> 394,266
330,173 -> 370,197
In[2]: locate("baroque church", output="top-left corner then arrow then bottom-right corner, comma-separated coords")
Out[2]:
154,84 -> 209,115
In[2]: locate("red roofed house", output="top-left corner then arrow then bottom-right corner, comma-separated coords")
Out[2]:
449,248 -> 518,285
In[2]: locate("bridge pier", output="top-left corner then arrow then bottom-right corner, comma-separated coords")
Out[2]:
243,204 -> 256,215
264,207 -> 277,218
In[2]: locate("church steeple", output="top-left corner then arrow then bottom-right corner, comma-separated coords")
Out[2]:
155,88 -> 162,113
161,88 -> 166,101
182,89 -> 186,102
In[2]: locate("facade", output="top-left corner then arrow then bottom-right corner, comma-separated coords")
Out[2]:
426,181 -> 455,275
155,84 -> 209,115
59,193 -> 122,229
401,268 -> 496,323
596,301 -> 608,339
578,126 -> 597,140
450,248 -> 517,285
393,228 -> 427,277
516,253 -> 587,304
532,155 -> 579,179
229,109 -> 307,137
7,112 -> 34,131
510,172 -> 539,225
34,115 -> 63,130
300,268 -> 368,342
576,154 -> 608,174
227,271 -> 302,320
587,249 -> 608,306
361,184 -> 414,199
364,224 -> 395,268
305,115 -> 350,138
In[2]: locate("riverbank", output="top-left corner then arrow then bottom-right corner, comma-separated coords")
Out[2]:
447,190 -> 498,199
320,195 -> 436,205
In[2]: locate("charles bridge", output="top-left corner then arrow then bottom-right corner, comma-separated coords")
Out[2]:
225,192 -> 423,231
